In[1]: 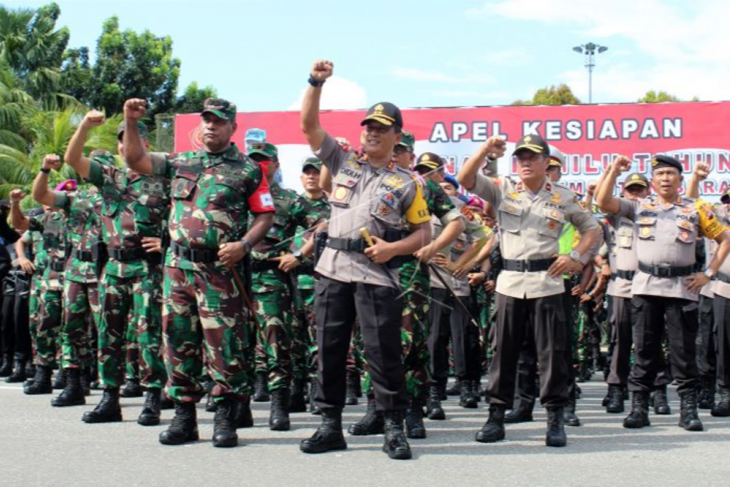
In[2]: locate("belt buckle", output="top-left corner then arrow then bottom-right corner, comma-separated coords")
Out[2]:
515,260 -> 525,272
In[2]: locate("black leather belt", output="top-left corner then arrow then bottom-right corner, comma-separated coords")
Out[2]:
108,247 -> 146,262
611,270 -> 636,281
252,260 -> 281,272
503,258 -> 556,272
718,272 -> 730,284
170,241 -> 218,263
326,237 -> 367,253
638,263 -> 694,278
70,249 -> 94,262
49,260 -> 65,272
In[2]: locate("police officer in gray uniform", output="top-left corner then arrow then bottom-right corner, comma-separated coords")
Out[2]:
299,59 -> 431,460
597,154 -> 730,431
459,134 -> 601,447
604,173 -> 671,413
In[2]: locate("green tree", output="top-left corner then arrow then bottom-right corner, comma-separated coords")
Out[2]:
637,90 -> 699,103
62,16 -> 181,118
512,84 -> 581,106
173,81 -> 218,114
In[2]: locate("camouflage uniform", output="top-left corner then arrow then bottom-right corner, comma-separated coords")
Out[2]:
26,212 -> 66,368
150,143 -> 274,402
251,179 -> 317,391
294,195 -> 331,382
86,150 -> 169,390
52,189 -> 103,370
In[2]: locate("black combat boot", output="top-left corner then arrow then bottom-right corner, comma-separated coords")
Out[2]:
564,386 -> 581,426
345,371 -> 359,406
472,380 -> 482,403
5,360 -> 27,383
652,385 -> 671,415
212,398 -> 239,448
51,368 -> 85,407
120,378 -> 143,398
205,393 -> 218,412
309,382 -> 321,415
623,391 -> 651,428
348,397 -> 384,435
475,405 -> 506,443
446,378 -> 461,396
711,387 -> 730,417
459,379 -> 478,409
300,408 -> 347,454
252,371 -> 270,402
383,410 -> 412,460
546,406 -> 568,447
159,402 -> 199,445
290,378 -> 307,413
405,404 -> 427,439
605,385 -> 625,413
0,354 -> 12,377
137,389 -> 162,426
25,365 -> 53,395
235,396 -> 254,428
82,388 -> 122,423
602,386 -> 611,407
52,368 -> 67,390
505,401 -> 534,423
426,385 -> 446,420
269,388 -> 291,431
698,376 -> 715,410
678,390 -> 703,431
80,367 -> 92,396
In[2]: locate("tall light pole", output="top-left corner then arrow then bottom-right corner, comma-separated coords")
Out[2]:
572,42 -> 608,104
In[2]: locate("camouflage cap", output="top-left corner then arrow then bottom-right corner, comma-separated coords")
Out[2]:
302,157 -> 322,172
396,131 -> 415,150
247,142 -> 278,162
201,98 -> 237,122
117,120 -> 149,140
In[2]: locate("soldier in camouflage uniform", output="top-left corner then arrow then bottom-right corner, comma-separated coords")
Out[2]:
30,155 -> 103,407
63,112 -> 170,426
9,184 -> 70,395
123,97 -> 275,448
247,143 -> 320,431
292,157 -> 330,413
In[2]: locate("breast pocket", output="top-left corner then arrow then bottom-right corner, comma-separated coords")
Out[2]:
209,174 -> 245,210
617,225 -> 634,249
498,203 -> 523,233
676,218 -> 697,244
637,217 -> 657,240
171,170 -> 199,200
538,208 -> 565,239
329,173 -> 358,208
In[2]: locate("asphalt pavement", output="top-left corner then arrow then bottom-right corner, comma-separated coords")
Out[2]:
1,377 -> 729,487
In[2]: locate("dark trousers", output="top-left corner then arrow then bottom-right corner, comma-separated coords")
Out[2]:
487,292 -> 569,409
13,290 -> 31,362
428,288 -> 480,384
0,291 -> 13,357
628,295 -> 699,395
714,294 -> 730,388
314,276 -> 407,412
696,295 -> 716,381
608,295 -> 671,388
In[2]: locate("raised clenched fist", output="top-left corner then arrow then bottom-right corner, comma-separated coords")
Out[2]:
612,155 -> 631,174
693,161 -> 710,181
43,154 -> 62,171
310,60 -> 334,82
483,136 -> 507,160
82,110 -> 106,129
124,98 -> 147,122
9,189 -> 25,203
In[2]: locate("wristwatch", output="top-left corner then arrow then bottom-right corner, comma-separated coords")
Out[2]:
308,76 -> 325,88
705,268 -> 716,279
241,238 -> 252,255
569,250 -> 582,263
293,250 -> 303,262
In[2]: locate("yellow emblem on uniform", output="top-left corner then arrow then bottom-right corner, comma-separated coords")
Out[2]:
651,158 -> 658,166
550,210 -> 560,219
509,192 -> 520,199
422,154 -> 430,161
641,227 -> 651,237
632,174 -> 640,180
524,136 -> 532,143
374,104 -> 384,113
551,192 -> 561,203
333,186 -> 349,201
